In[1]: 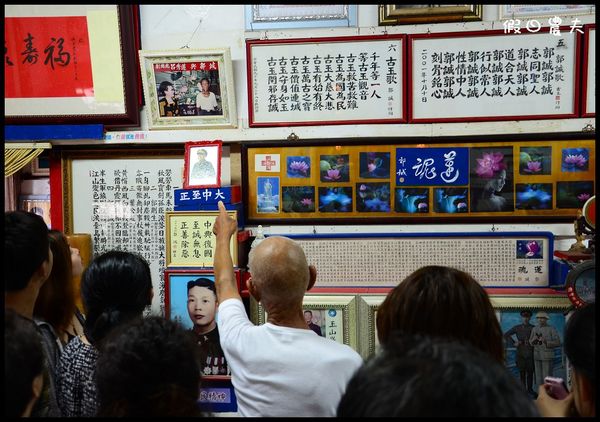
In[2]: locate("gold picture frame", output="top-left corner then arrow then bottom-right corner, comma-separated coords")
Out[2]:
251,293 -> 359,351
357,294 -> 387,359
379,4 -> 482,25
165,210 -> 238,268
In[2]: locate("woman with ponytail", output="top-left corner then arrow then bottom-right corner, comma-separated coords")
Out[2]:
56,251 -> 153,417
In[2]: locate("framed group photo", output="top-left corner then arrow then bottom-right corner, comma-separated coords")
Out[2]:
183,140 -> 222,189
139,48 -> 237,130
491,295 -> 572,395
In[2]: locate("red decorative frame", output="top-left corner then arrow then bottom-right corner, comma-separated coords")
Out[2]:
407,27 -> 582,123
4,5 -> 141,128
581,24 -> 595,117
246,34 -> 407,127
183,140 -> 222,189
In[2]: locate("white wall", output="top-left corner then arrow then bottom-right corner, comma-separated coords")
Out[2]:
74,5 -> 597,245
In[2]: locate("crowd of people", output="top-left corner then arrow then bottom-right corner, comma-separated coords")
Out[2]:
4,208 -> 596,417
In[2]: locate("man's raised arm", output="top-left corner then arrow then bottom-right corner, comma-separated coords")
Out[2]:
212,200 -> 242,303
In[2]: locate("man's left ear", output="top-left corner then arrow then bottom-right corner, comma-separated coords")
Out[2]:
307,265 -> 317,291
247,277 -> 260,301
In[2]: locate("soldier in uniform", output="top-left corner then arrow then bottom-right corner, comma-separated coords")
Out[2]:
503,309 -> 535,397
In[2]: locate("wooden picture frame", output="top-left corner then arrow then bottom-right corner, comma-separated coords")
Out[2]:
31,156 -> 50,176
165,210 -> 238,268
357,294 -> 387,359
491,294 -> 572,393
379,4 -> 482,25
242,136 -> 595,225
251,294 -> 358,351
246,35 -> 407,127
139,48 -> 237,130
245,5 -> 357,30
57,146 -> 184,316
498,4 -> 595,20
5,5 -> 141,128
19,194 -> 51,228
408,28 -> 581,123
582,24 -> 595,117
183,141 -> 222,189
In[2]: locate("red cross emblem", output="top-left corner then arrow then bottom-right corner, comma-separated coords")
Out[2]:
261,156 -> 276,170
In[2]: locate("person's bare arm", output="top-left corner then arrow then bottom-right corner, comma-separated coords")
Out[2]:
213,201 -> 241,303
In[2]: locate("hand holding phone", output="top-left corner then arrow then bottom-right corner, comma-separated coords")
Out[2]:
544,376 -> 569,400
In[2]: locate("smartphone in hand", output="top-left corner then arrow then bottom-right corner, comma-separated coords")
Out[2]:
544,376 -> 569,400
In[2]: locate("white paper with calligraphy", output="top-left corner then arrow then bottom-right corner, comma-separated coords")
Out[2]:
248,35 -> 406,126
409,29 -> 579,122
70,157 -> 183,316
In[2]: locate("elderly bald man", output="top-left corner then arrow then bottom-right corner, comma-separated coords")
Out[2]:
213,201 -> 362,417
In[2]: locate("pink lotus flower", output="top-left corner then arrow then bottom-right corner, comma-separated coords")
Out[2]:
417,202 -> 428,210
324,169 -> 341,180
577,193 -> 590,202
525,241 -> 540,257
289,160 -> 309,174
367,163 -> 377,173
523,161 -> 542,173
475,152 -> 506,178
564,154 -> 587,167
456,202 -> 467,211
300,198 -> 313,207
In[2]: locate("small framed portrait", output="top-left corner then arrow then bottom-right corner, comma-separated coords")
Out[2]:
19,194 -> 51,228
251,294 -> 358,350
165,269 -> 240,378
139,48 -> 237,130
357,294 -> 387,359
491,295 -> 572,396
183,140 -> 222,189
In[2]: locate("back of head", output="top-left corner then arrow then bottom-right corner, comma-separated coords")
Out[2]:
376,265 -> 504,363
4,211 -> 50,291
248,236 -> 310,307
34,230 -> 77,333
337,333 -> 539,417
565,302 -> 595,390
5,309 -> 45,418
96,316 -> 204,417
81,250 -> 153,345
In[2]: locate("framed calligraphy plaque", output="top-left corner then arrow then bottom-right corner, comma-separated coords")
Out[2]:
581,24 -> 595,117
491,294 -> 572,394
5,5 -> 141,127
250,294 -> 359,351
246,35 -> 407,127
245,5 -> 357,30
408,28 -> 581,123
139,48 -> 237,130
183,140 -> 222,189
165,210 -> 238,268
379,4 -> 482,25
242,136 -> 595,224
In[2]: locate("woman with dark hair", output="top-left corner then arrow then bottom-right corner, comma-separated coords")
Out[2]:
34,230 -> 85,346
536,302 -> 595,417
56,251 -> 153,417
376,265 -> 504,364
96,316 -> 207,417
158,80 -> 179,117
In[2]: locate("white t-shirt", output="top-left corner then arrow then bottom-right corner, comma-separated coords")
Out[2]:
217,298 -> 363,417
196,91 -> 218,111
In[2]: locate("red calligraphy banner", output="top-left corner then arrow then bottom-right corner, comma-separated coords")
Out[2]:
5,17 -> 94,98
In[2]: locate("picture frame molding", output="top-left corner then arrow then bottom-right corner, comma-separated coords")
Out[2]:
379,4 -> 483,25
245,4 -> 358,30
498,4 -> 595,20
357,294 -> 387,359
